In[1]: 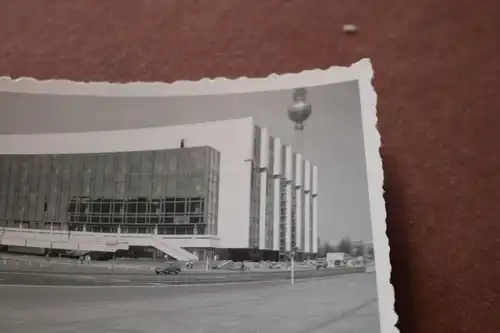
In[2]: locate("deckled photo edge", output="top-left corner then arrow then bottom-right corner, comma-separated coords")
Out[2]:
0,58 -> 396,333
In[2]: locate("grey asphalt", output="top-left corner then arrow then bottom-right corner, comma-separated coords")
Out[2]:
0,267 -> 366,286
0,273 -> 381,333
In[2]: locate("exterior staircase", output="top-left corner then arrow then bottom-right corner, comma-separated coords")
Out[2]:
0,227 -> 200,262
215,260 -> 234,269
150,236 -> 199,261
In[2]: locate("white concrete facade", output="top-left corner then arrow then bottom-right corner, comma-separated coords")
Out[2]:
303,160 -> 312,253
0,117 -> 319,256
294,153 -> 303,252
312,165 -> 319,253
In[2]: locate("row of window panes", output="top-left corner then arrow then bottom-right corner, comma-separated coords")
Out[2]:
1,195 -> 205,208
0,212 -> 214,226
68,214 -> 205,224
0,220 -> 210,236
84,225 -> 208,235
68,198 -> 204,214
67,203 -> 204,215
1,221 -> 69,230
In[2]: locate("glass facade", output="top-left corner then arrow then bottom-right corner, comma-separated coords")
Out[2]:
291,154 -> 297,249
0,146 -> 220,236
279,178 -> 287,252
265,137 -> 275,249
291,190 -> 297,249
249,126 -> 261,248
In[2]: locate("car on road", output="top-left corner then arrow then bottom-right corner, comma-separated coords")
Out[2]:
315,259 -> 328,270
268,262 -> 282,269
155,264 -> 182,275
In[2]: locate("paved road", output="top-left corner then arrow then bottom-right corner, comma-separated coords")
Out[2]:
0,256 -> 321,274
0,267 -> 366,286
0,273 -> 381,333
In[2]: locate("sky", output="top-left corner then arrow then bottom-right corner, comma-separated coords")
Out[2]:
0,81 -> 373,244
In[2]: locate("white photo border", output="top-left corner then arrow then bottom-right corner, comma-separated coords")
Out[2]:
0,58 -> 396,333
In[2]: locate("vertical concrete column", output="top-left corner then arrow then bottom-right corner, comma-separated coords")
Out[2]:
272,176 -> 281,251
272,137 -> 282,252
312,195 -> 319,253
311,165 -> 319,254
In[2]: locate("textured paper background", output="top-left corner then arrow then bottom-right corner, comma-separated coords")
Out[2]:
0,1 -> 499,333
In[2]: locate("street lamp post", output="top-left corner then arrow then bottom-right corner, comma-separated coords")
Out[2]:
288,246 -> 299,285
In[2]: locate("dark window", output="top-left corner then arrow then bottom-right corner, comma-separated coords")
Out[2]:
137,202 -> 148,214
127,202 -> 137,214
164,201 -> 174,214
190,201 -> 202,213
91,199 -> 102,214
101,200 -> 112,214
114,202 -> 123,213
175,201 -> 186,214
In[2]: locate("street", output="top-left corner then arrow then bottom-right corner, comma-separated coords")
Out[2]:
0,273 -> 380,333
0,266 -> 366,286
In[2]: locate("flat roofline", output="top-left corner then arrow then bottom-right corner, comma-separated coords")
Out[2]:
0,145 -> 220,156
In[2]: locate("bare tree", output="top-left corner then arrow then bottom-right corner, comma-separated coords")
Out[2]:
317,238 -> 336,256
353,244 -> 365,257
337,237 -> 353,255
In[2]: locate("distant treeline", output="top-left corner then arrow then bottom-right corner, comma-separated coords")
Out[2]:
317,237 -> 374,258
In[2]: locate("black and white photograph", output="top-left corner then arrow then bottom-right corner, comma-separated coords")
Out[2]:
0,60 -> 392,333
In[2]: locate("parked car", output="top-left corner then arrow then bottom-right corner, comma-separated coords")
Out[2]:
269,262 -> 282,269
155,264 -> 182,275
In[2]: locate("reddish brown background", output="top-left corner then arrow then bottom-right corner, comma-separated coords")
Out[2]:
0,1 -> 499,332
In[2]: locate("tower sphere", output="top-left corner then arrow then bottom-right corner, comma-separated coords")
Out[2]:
288,87 -> 312,130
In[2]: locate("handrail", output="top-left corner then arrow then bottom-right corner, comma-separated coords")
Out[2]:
150,237 -> 184,259
2,227 -> 219,240
150,236 -> 199,261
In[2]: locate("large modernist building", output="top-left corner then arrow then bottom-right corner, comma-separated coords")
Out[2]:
0,118 -> 318,261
